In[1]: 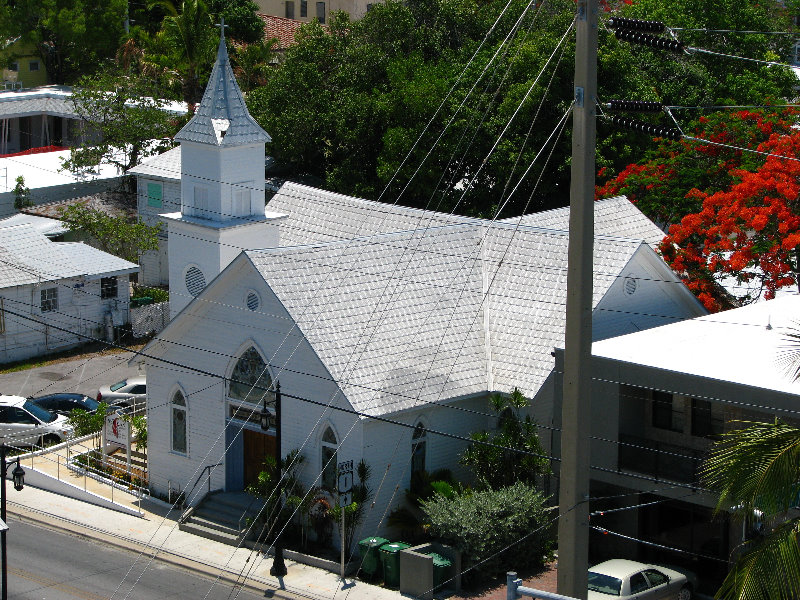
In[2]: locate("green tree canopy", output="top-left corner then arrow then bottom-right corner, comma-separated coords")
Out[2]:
63,68 -> 180,175
0,0 -> 127,84
247,0 -> 796,218
57,203 -> 161,264
460,387 -> 549,490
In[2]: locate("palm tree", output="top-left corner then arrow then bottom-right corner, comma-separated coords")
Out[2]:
147,0 -> 217,109
702,419 -> 800,600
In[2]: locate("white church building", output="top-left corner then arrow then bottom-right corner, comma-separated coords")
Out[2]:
135,33 -> 707,546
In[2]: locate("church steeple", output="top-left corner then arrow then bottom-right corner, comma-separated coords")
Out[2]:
175,21 -> 270,147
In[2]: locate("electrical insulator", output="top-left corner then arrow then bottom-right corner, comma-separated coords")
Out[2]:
609,116 -> 682,141
614,29 -> 685,53
608,100 -> 664,112
607,17 -> 665,33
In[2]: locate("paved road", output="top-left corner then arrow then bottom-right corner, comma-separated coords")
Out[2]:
0,350 -> 142,399
8,516 -> 265,600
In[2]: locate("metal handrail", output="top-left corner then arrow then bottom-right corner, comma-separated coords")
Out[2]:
181,462 -> 223,515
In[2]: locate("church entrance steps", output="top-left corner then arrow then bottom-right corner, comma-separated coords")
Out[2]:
179,490 -> 266,546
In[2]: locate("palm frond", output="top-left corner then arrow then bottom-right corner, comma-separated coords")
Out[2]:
716,520 -> 800,600
702,420 -> 800,517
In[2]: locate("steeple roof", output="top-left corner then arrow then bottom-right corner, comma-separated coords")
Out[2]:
175,26 -> 271,146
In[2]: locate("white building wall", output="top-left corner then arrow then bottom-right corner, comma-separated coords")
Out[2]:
358,395 -> 489,541
167,218 -> 281,317
592,249 -> 705,341
146,261 -> 360,504
136,176 -> 181,287
0,274 -> 130,364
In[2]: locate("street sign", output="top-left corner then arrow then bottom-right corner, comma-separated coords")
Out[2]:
338,492 -> 352,507
337,460 -> 353,494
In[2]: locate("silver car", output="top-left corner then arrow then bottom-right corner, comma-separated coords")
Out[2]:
96,376 -> 146,412
588,559 -> 695,600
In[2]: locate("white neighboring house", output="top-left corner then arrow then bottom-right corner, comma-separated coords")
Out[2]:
132,31 -> 707,547
0,223 -> 138,363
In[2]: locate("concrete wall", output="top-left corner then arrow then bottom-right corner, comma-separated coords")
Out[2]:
254,0 -> 378,22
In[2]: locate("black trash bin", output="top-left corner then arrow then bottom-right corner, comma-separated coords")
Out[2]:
357,536 -> 388,579
379,541 -> 410,588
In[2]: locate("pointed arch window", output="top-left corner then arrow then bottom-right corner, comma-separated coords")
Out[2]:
172,390 -> 187,454
228,346 -> 273,406
321,426 -> 338,491
411,422 -> 426,476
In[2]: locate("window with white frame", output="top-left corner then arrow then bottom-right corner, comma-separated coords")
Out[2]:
100,276 -> 117,299
172,390 -> 187,453
411,422 -> 426,476
40,287 -> 58,312
321,426 -> 337,490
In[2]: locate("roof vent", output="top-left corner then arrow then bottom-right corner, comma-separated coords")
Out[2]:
623,276 -> 638,295
246,291 -> 260,311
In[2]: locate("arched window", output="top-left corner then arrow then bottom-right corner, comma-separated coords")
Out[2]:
172,390 -> 187,454
228,346 -> 273,406
321,426 -> 337,491
411,422 -> 426,476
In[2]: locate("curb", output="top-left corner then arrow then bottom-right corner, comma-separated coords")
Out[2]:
7,501 -> 311,600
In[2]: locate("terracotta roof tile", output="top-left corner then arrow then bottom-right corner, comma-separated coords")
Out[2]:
258,14 -> 308,49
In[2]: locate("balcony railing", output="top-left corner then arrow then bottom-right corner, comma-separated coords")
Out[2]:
618,434 -> 705,486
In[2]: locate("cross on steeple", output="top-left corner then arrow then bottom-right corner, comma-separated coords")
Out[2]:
216,16 -> 228,40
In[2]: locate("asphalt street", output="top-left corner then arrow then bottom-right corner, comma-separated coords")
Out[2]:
0,350 -> 142,400
8,515 -> 265,600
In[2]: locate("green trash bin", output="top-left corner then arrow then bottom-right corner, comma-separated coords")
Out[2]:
379,541 -> 410,588
358,536 -> 389,579
428,552 -> 452,591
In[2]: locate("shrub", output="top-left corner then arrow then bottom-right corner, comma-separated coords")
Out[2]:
421,481 -> 554,582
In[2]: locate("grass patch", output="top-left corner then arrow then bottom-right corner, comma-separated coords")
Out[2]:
0,340 -> 146,374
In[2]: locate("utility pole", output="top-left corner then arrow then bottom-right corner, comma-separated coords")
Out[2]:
557,0 -> 598,597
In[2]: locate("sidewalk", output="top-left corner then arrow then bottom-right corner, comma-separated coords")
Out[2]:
8,479 -> 405,600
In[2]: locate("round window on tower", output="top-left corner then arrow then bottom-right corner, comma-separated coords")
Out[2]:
185,266 -> 206,297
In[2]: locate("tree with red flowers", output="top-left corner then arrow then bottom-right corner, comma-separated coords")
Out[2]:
659,130 -> 800,311
596,109 -> 799,227
597,108 -> 800,311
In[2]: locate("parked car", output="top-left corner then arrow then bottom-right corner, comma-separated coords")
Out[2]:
96,376 -> 146,411
29,393 -> 100,416
0,395 -> 74,446
588,559 -> 695,600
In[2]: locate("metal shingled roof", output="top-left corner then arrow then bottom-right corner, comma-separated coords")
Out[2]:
175,37 -> 270,147
246,223 -> 642,416
0,223 -> 138,287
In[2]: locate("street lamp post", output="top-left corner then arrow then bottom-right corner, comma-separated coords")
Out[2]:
261,382 -> 287,578
1,444 -> 25,600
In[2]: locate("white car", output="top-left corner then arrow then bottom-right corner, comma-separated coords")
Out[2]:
588,559 -> 695,600
97,377 -> 146,411
0,395 -> 73,446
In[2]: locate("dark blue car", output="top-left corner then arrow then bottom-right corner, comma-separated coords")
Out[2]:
29,393 -> 100,416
